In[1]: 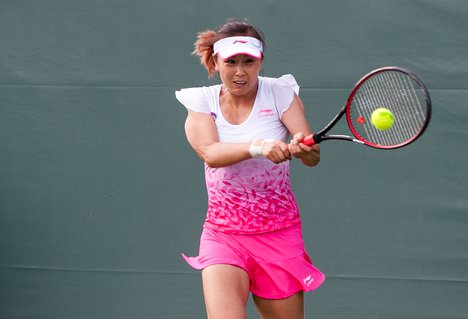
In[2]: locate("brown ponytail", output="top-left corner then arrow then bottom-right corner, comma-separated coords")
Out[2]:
192,30 -> 219,77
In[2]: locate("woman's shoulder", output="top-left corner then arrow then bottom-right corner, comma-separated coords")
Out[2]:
176,83 -> 221,99
175,84 -> 221,113
260,74 -> 299,95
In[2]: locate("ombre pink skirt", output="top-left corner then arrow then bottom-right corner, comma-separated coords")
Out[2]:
182,223 -> 325,299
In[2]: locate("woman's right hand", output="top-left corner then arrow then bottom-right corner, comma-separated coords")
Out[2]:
260,139 -> 292,164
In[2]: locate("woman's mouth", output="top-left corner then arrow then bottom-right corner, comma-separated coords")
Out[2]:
233,80 -> 247,87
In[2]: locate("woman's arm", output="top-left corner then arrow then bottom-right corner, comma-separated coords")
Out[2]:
184,110 -> 251,167
185,110 -> 292,167
281,94 -> 321,167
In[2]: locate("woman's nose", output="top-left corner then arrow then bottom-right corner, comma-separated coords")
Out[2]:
235,65 -> 246,75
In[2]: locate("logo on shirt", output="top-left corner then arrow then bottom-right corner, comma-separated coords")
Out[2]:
258,109 -> 274,118
210,112 -> 217,120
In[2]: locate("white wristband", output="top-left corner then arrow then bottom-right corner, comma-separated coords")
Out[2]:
249,139 -> 275,158
249,140 -> 262,158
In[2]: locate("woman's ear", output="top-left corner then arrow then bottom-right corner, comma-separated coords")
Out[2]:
212,54 -> 219,72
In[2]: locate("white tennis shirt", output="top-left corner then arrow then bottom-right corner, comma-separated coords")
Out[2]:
175,75 -> 302,233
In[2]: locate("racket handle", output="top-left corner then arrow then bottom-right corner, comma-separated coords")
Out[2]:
302,135 -> 316,146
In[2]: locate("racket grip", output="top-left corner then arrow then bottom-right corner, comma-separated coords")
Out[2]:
302,135 -> 316,146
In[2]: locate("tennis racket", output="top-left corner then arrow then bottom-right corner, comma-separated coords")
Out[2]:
303,66 -> 431,149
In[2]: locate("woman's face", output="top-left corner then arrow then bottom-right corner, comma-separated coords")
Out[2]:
214,54 -> 263,97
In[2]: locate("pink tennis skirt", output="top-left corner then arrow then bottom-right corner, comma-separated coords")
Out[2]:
182,223 -> 325,299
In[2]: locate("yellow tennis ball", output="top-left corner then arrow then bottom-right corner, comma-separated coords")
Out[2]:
371,108 -> 394,130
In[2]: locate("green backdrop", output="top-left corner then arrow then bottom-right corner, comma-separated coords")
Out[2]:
1,0 -> 467,318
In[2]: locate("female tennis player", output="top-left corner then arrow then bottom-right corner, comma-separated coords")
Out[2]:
175,19 -> 325,319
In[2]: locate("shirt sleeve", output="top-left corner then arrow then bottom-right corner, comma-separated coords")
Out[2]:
175,87 -> 211,114
271,74 -> 300,117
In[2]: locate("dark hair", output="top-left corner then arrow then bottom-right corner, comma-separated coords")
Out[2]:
193,18 -> 265,77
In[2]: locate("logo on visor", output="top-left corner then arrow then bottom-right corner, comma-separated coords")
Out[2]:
233,40 -> 248,44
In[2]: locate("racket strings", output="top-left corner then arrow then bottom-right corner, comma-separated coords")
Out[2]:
349,71 -> 429,147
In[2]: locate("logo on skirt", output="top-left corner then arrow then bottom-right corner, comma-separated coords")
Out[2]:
303,275 -> 314,286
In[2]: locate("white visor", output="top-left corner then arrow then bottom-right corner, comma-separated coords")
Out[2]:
213,36 -> 263,60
